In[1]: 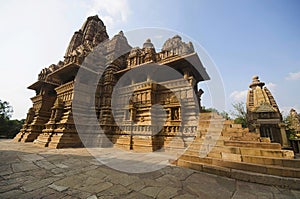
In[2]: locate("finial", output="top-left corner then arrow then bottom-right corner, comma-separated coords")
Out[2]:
249,75 -> 265,89
143,38 -> 154,48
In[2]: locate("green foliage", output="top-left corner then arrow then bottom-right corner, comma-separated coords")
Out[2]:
220,111 -> 231,120
283,115 -> 297,139
201,106 -> 231,120
0,100 -> 13,120
0,100 -> 24,138
230,102 -> 247,128
234,117 -> 247,128
201,106 -> 218,113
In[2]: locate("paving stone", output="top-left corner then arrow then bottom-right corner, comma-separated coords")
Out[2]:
87,195 -> 97,199
19,154 -> 44,162
184,183 -> 214,198
157,186 -> 178,199
126,181 -> 146,192
20,187 -> 58,199
0,140 -> 299,199
99,184 -> 131,196
42,192 -> 67,199
12,162 -> 39,172
21,177 -> 59,192
34,159 -> 56,170
232,190 -> 257,199
156,174 -> 182,188
291,190 -> 300,198
0,189 -> 25,199
84,168 -> 107,179
51,167 -> 67,174
0,153 -> 21,164
123,191 -> 153,199
1,172 -> 36,184
48,183 -> 69,192
183,171 -> 236,198
54,174 -> 89,188
140,186 -> 164,198
0,164 -> 13,176
173,193 -> 198,199
55,163 -> 69,168
0,182 -> 21,193
104,173 -> 140,186
273,189 -> 298,199
64,188 -> 91,199
235,181 -> 276,198
84,176 -> 105,186
77,182 -> 113,193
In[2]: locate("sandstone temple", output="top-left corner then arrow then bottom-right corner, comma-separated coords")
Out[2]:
14,15 -> 208,151
13,15 -> 300,188
246,76 -> 288,147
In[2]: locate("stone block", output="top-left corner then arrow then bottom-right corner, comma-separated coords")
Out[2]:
221,152 -> 241,162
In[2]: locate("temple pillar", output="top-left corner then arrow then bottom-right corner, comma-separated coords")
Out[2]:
255,123 -> 261,135
279,123 -> 289,148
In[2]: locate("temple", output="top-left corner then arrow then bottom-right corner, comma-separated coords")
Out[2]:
13,15 -> 300,187
14,15 -> 209,150
246,76 -> 288,147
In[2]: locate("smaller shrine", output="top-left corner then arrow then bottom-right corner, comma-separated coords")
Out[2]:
287,109 -> 300,153
246,76 -> 288,147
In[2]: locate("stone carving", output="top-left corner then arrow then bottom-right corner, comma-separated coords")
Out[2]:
162,35 -> 194,55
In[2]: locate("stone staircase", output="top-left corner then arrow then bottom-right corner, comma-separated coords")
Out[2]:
175,112 -> 300,189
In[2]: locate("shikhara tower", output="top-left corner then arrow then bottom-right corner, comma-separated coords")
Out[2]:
246,76 -> 288,147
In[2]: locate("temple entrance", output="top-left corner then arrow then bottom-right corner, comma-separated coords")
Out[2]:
260,124 -> 282,144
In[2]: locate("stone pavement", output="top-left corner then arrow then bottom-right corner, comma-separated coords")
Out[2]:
0,140 -> 299,199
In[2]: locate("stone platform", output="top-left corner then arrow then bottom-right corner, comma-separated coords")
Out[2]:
0,139 -> 300,198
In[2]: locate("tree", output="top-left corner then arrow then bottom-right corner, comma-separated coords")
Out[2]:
0,100 -> 13,120
283,115 -> 296,139
230,102 -> 247,128
201,106 -> 218,113
0,100 -> 24,138
220,111 -> 231,120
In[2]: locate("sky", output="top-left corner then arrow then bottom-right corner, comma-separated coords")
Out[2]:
0,0 -> 299,119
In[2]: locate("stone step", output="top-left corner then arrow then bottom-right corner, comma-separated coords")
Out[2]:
241,155 -> 300,169
178,154 -> 300,178
185,145 -> 294,159
224,140 -> 281,149
176,159 -> 300,190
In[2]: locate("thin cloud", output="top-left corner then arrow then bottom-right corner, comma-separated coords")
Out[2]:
265,82 -> 276,93
85,0 -> 131,28
230,90 -> 248,102
286,71 -> 300,80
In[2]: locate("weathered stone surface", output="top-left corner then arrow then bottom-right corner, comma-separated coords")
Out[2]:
12,162 -> 38,172
77,182 -> 113,193
34,159 -> 56,170
19,154 -> 44,162
157,186 -> 178,199
0,140 -> 299,198
21,177 -> 58,192
140,186 -> 164,198
0,164 -> 13,176
48,183 -> 69,192
0,189 -> 25,199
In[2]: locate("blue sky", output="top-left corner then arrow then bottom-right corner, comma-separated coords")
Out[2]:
0,0 -> 299,119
